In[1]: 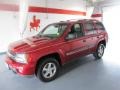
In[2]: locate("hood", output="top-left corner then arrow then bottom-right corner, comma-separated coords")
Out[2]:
9,36 -> 53,53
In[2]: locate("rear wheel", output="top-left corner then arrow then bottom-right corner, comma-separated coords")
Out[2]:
94,43 -> 105,59
37,57 -> 60,82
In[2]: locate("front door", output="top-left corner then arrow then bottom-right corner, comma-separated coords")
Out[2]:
64,23 -> 89,62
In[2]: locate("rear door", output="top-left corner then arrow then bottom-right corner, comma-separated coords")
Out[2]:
94,22 -> 108,44
83,21 -> 98,53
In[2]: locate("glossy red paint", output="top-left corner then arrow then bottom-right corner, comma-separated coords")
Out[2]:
6,56 -> 35,75
5,19 -> 108,76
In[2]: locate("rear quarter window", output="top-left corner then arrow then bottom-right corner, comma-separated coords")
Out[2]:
95,22 -> 105,30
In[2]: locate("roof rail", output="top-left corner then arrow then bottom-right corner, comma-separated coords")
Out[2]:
59,21 -> 65,22
59,19 -> 99,23
77,19 -> 98,22
66,19 -> 80,22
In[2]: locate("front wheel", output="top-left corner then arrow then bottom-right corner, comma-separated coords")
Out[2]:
94,43 -> 105,59
37,58 -> 60,82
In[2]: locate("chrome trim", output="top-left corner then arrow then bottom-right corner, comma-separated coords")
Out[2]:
66,47 -> 88,56
42,62 -> 57,78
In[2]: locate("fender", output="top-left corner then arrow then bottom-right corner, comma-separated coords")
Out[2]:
94,36 -> 106,52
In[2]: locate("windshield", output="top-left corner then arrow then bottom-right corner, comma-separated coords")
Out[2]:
38,24 -> 67,38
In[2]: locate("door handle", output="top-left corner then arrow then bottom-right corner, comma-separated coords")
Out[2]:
97,36 -> 99,38
83,40 -> 86,42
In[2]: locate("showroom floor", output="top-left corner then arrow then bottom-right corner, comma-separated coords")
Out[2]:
0,43 -> 120,90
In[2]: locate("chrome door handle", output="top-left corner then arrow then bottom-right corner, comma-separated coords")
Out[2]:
83,40 -> 86,42
97,36 -> 99,38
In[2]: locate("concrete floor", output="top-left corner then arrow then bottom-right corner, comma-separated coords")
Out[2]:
0,45 -> 120,90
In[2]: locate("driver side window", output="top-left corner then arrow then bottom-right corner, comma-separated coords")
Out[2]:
68,23 -> 83,39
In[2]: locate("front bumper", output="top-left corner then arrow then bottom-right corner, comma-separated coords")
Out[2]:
5,56 -> 35,76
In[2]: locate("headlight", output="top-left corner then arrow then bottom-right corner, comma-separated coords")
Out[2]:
14,54 -> 28,64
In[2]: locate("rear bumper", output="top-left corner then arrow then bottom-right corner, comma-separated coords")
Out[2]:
5,56 -> 35,76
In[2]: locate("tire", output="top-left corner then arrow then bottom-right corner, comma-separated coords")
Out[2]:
37,57 -> 60,82
93,43 -> 105,59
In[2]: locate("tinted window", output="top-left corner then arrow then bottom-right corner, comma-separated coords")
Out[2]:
84,22 -> 94,35
95,22 -> 105,30
74,24 -> 81,32
84,23 -> 94,31
68,23 -> 84,39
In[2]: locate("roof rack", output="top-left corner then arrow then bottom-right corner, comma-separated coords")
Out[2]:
59,21 -> 65,22
59,19 -> 79,23
59,19 -> 99,23
77,19 -> 99,22
66,19 -> 79,22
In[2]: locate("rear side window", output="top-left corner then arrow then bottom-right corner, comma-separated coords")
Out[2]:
84,23 -> 94,31
95,22 -> 105,30
84,22 -> 94,35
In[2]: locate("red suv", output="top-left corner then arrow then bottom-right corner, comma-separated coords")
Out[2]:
5,19 -> 108,82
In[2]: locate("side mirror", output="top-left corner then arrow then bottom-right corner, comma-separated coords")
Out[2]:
65,34 -> 75,40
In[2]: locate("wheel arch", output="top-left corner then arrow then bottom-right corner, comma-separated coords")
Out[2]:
35,52 -> 62,75
98,39 -> 106,47
94,39 -> 106,53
